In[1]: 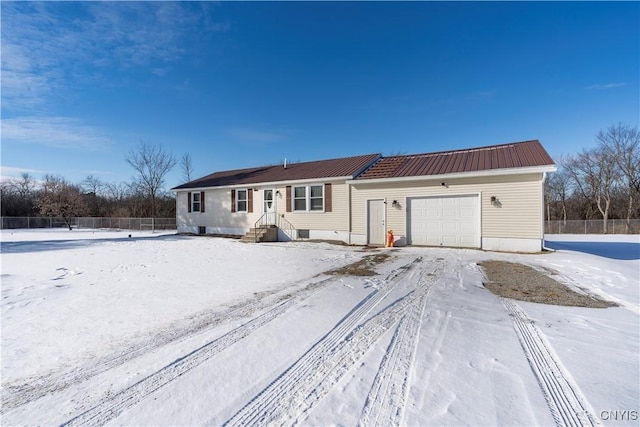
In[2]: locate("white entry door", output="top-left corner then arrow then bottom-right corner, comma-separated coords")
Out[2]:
367,199 -> 386,246
263,189 -> 276,224
408,195 -> 479,248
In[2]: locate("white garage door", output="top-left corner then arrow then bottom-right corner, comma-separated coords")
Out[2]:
408,195 -> 479,248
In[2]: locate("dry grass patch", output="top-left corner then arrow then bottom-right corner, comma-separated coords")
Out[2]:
326,252 -> 392,276
479,260 -> 615,308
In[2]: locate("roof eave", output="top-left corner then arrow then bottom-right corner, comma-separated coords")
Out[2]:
347,164 -> 557,185
172,175 -> 358,192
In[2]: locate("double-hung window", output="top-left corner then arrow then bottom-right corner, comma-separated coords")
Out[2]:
236,189 -> 248,212
309,185 -> 323,211
292,184 -> 323,212
293,186 -> 307,211
192,192 -> 201,212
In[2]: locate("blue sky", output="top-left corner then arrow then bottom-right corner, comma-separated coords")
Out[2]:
1,1 -> 638,192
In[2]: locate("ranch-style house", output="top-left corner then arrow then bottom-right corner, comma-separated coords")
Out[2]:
172,139 -> 556,253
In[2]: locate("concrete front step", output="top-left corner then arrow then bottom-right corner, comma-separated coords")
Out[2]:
241,226 -> 278,243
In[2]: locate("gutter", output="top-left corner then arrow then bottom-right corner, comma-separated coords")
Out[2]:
346,164 -> 558,185
172,175 -> 356,193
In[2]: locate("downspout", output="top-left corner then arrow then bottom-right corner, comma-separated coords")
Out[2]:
541,172 -> 554,252
348,181 -> 353,245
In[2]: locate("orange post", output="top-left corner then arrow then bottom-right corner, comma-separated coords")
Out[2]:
386,230 -> 394,247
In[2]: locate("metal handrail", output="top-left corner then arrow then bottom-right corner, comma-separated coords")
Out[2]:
252,213 -> 296,242
278,215 -> 297,241
253,213 -> 268,243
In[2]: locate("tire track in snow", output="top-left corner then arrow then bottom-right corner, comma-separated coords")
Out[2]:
224,257 -> 442,427
60,290 -> 320,427
60,256 -> 419,427
358,282 -> 429,427
502,298 -> 601,427
2,276 -> 333,412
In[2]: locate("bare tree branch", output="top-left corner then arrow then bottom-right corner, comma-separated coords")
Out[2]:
126,141 -> 176,217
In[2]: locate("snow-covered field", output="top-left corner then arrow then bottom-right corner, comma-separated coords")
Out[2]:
1,229 -> 638,426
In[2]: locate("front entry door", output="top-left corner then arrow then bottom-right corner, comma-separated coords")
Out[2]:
367,199 -> 385,245
263,189 -> 276,224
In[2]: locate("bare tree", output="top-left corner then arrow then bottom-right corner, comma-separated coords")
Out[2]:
564,147 -> 620,233
181,153 -> 194,183
82,175 -> 104,195
126,141 -> 176,218
1,173 -> 38,216
11,173 -> 37,198
104,182 -> 129,202
597,123 -> 640,232
545,169 -> 570,222
38,175 -> 87,230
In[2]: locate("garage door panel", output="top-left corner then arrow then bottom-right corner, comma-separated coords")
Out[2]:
442,222 -> 457,233
408,195 -> 479,248
459,207 -> 475,218
442,208 -> 456,217
460,222 -> 475,233
426,223 -> 441,233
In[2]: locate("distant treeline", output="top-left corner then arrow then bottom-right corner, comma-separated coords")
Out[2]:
2,126 -> 638,234
1,142 -> 180,230
545,123 -> 639,233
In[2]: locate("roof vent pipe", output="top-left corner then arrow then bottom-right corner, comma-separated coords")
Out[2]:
284,158 -> 287,169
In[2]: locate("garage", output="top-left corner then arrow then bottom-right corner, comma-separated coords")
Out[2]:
407,194 -> 480,248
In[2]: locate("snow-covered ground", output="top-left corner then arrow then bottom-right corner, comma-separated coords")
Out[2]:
1,229 -> 638,426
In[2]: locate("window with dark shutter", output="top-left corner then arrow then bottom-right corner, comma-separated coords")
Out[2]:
187,192 -> 192,213
236,190 -> 248,212
286,186 -> 292,212
192,192 -> 201,212
200,192 -> 205,213
248,189 -> 253,213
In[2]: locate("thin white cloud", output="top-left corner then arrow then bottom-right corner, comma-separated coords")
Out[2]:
1,116 -> 113,151
1,2 -> 229,112
584,82 -> 626,90
0,166 -> 44,184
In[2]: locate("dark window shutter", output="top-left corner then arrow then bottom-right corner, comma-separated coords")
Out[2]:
187,192 -> 192,213
286,186 -> 292,212
248,189 -> 253,213
231,189 -> 236,213
200,191 -> 205,213
324,183 -> 332,212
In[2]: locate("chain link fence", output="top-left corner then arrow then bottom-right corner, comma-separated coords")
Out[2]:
1,217 -> 176,231
545,219 -> 640,234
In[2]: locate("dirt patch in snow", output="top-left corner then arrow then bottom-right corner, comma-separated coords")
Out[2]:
479,260 -> 616,308
326,252 -> 392,276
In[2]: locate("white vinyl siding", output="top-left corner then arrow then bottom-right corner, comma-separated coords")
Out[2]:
284,182 -> 348,231
350,173 -> 546,242
176,181 -> 351,236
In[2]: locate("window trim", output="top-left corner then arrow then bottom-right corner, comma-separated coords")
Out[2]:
236,188 -> 248,213
192,192 -> 201,212
292,184 -> 324,212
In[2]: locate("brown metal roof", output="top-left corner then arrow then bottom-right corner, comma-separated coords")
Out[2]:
356,140 -> 554,180
173,153 -> 381,190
